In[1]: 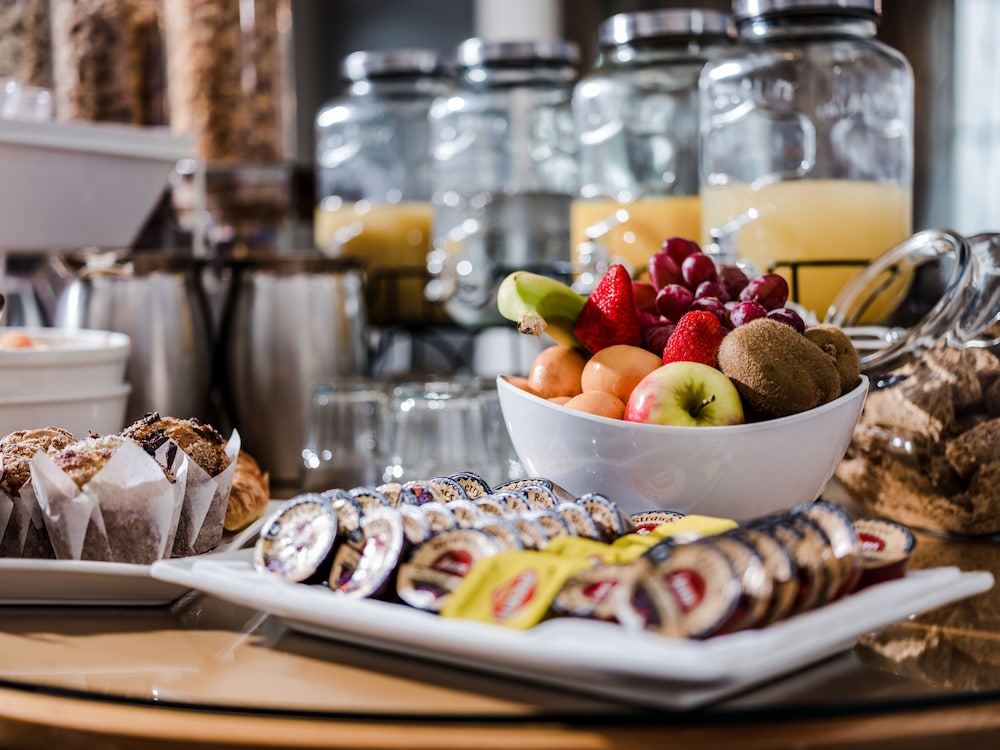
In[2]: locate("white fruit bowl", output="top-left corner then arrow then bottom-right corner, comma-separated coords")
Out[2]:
0,327 -> 131,397
497,373 -> 869,522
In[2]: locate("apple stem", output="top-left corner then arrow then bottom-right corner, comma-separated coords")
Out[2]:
693,394 -> 716,417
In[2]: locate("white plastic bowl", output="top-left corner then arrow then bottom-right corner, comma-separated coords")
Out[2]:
0,327 -> 130,397
0,382 -> 131,439
497,374 -> 869,521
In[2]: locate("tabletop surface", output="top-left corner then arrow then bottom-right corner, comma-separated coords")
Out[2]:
1,488 -> 999,749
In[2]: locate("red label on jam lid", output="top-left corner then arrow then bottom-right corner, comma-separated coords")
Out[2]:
433,549 -> 473,577
582,578 -> 618,602
490,569 -> 539,621
666,568 -> 706,613
858,532 -> 886,552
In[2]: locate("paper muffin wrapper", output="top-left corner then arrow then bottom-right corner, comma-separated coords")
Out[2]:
168,429 -> 241,557
0,446 -> 54,558
1,454 -> 56,558
0,491 -> 13,555
29,439 -> 188,564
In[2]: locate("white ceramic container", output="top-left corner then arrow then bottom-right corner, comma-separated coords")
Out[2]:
0,327 -> 130,397
0,382 -> 131,438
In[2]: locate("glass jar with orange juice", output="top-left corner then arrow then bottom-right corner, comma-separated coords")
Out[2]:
699,0 -> 914,319
571,8 -> 735,289
315,49 -> 451,325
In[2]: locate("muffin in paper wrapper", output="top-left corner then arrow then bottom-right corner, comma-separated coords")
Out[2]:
0,489 -> 13,555
164,429 -> 241,557
28,440 -> 188,564
0,481 -> 50,558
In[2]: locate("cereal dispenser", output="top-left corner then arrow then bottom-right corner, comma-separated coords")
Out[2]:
699,0 -> 914,318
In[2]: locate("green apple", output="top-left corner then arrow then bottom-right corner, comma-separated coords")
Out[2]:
624,362 -> 745,427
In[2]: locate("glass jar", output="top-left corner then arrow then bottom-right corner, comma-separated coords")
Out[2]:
699,0 -> 914,318
315,49 -> 451,326
572,8 -> 734,289
426,38 -> 580,329
826,229 -> 1000,536
51,0 -> 162,124
0,0 -> 52,90
162,0 -> 287,163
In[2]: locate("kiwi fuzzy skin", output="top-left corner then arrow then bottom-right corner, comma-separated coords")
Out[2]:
718,319 -> 842,419
803,325 -> 862,395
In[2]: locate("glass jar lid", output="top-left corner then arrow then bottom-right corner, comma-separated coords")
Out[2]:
732,0 -> 881,25
599,9 -> 734,46
341,49 -> 444,81
824,229 -> 1000,382
453,38 -> 580,69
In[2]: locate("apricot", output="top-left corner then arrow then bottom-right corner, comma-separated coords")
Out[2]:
580,344 -> 663,403
505,375 -> 538,395
548,396 -> 572,406
563,391 -> 626,420
527,345 -> 587,399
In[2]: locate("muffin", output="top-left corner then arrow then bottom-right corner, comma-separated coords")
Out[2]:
0,427 -> 77,497
34,436 -> 184,563
122,413 -> 231,477
121,412 -> 238,556
48,434 -> 130,489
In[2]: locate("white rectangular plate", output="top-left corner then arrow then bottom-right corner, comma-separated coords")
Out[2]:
0,504 -> 275,607
150,550 -> 994,708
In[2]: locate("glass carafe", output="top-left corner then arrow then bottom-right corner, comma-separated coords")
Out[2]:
572,8 -> 734,290
699,0 -> 914,318
315,49 -> 451,325
426,38 -> 579,328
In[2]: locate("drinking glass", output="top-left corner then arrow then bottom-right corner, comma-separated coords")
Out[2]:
383,377 -> 492,484
300,378 -> 391,493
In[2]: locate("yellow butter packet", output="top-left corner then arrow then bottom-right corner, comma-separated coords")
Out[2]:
440,550 -> 593,629
610,514 -> 737,558
544,536 -> 614,562
647,514 -> 737,541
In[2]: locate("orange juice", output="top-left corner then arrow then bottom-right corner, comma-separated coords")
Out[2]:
315,200 -> 444,324
570,196 -> 702,279
700,180 -> 912,317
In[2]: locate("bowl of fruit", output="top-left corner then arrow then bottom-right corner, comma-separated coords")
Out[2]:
495,238 -> 869,522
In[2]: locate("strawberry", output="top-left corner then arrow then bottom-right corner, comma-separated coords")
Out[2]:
573,264 -> 643,354
662,310 -> 726,368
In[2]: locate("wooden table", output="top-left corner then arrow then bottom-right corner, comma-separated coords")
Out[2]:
1,527 -> 999,750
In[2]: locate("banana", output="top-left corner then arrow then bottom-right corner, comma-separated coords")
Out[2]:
496,271 -> 587,349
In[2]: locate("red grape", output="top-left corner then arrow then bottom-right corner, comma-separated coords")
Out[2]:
728,300 -> 768,327
642,323 -> 675,356
740,273 -> 789,311
767,307 -> 806,333
637,310 -> 659,329
632,281 -> 658,314
654,283 -> 694,322
647,252 -> 682,291
718,264 -> 750,299
661,237 -> 701,267
681,252 -> 718,288
695,280 -> 730,302
689,296 -> 728,325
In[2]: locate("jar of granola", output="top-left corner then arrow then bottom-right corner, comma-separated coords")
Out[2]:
827,229 -> 1000,536
162,0 -> 287,164
50,0 -> 163,124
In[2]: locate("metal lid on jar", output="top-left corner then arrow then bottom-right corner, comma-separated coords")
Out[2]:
341,49 -> 444,81
454,38 -> 580,69
599,9 -> 735,46
732,0 -> 881,24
